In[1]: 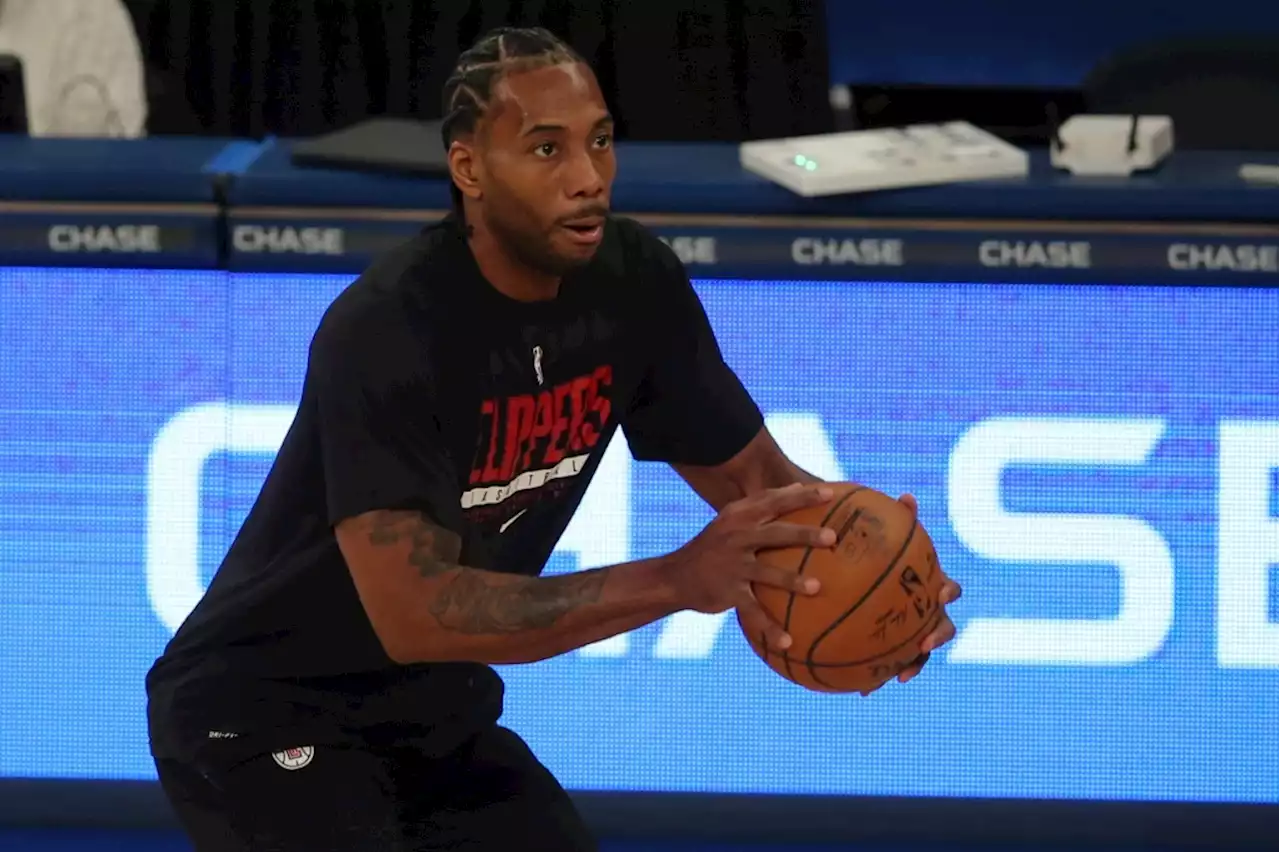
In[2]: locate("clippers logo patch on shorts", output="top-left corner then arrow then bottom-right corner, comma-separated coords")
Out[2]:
271,745 -> 315,771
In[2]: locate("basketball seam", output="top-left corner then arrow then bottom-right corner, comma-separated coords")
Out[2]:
773,609 -> 942,669
806,515 -> 919,690
779,487 -> 866,683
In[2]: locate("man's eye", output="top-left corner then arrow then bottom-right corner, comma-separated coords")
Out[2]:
534,142 -> 557,157
593,134 -> 613,150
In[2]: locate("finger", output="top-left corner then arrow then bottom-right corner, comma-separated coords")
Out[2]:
736,598 -> 792,652
898,493 -> 918,516
897,653 -> 929,683
939,578 -> 962,605
742,483 -> 834,521
748,562 -> 821,597
860,679 -> 890,697
748,520 -> 836,551
921,613 -> 956,654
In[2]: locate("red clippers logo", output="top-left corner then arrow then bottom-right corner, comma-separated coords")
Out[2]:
463,365 -> 613,512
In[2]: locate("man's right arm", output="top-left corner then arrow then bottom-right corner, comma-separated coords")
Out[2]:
311,298 -> 828,665
336,509 -> 682,665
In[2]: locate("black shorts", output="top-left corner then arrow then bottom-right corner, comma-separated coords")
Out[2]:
154,725 -> 596,852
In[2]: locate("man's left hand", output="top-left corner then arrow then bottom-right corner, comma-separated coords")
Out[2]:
862,493 -> 963,695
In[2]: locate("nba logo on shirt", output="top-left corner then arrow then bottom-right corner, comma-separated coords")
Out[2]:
532,345 -> 544,386
271,745 -> 315,771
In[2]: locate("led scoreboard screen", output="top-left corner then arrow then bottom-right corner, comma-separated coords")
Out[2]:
0,266 -> 1274,805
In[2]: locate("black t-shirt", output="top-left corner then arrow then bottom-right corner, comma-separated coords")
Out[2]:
145,215 -> 763,766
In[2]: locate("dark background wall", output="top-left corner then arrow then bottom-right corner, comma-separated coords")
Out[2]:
119,0 -> 833,142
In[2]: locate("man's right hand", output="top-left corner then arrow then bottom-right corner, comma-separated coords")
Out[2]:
661,483 -> 836,652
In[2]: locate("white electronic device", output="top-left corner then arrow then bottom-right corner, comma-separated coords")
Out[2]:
1238,163 -> 1279,184
738,122 -> 1029,197
1048,114 -> 1174,177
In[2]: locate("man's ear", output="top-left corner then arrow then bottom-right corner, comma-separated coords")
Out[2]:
448,139 -> 483,202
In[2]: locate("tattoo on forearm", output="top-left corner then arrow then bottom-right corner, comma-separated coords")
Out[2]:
362,510 -> 608,635
364,510 -> 462,579
428,570 -> 609,634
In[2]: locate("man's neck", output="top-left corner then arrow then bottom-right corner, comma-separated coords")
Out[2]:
464,220 -> 560,303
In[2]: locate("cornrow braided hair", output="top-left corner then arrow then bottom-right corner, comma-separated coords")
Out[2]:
441,27 -> 585,217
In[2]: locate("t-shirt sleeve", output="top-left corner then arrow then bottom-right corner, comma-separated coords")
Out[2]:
621,234 -> 763,466
307,307 -> 463,532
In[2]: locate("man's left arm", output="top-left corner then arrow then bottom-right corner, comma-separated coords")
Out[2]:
619,233 -> 960,686
670,427 -> 822,509
671,424 -> 961,689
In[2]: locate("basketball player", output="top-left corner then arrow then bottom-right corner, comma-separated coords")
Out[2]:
146,26 -> 962,852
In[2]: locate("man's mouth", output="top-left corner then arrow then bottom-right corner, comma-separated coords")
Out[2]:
559,217 -> 605,246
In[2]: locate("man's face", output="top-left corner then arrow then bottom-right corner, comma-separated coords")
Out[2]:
469,62 -> 616,275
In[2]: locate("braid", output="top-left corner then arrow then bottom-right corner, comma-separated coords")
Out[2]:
441,27 -> 584,217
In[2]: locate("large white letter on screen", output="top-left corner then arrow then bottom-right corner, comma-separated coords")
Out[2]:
556,434 -> 633,657
946,417 -> 1174,665
651,412 -> 848,660
147,403 -> 296,634
1217,420 -> 1279,668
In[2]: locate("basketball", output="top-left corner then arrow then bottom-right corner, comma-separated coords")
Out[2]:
738,483 -> 945,694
